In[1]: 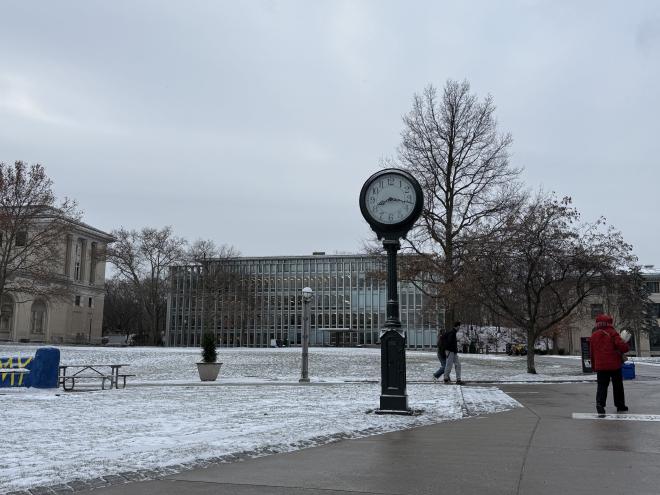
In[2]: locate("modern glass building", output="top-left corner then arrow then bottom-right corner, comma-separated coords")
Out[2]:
166,253 -> 440,348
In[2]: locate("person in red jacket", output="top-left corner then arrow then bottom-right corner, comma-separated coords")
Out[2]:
590,314 -> 630,415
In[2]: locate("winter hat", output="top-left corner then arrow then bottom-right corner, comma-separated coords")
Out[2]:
595,314 -> 613,328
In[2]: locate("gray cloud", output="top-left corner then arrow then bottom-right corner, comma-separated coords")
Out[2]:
0,0 -> 658,263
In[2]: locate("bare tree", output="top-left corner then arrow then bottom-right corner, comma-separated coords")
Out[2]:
107,226 -> 187,345
188,239 -> 241,341
394,80 -> 521,331
610,267 -> 655,356
103,277 -> 142,339
465,193 -> 637,373
0,161 -> 80,307
541,311 -> 580,355
188,238 -> 240,263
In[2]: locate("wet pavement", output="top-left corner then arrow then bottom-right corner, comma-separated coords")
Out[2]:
61,369 -> 660,495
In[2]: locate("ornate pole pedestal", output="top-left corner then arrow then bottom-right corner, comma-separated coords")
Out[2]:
378,237 -> 409,413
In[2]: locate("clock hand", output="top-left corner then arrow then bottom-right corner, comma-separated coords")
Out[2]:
377,196 -> 403,206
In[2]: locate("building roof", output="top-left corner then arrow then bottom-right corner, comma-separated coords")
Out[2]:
642,265 -> 660,277
1,205 -> 115,242
203,253 -> 381,262
66,217 -> 115,242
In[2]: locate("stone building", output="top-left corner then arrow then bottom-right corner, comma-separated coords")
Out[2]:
0,219 -> 114,345
557,266 -> 660,356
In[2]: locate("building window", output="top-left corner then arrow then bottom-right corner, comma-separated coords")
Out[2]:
645,281 -> 660,294
15,230 -> 27,247
75,295 -> 81,306
31,300 -> 47,334
74,239 -> 83,281
590,304 -> 604,318
651,303 -> 660,319
650,326 -> 660,352
88,297 -> 93,308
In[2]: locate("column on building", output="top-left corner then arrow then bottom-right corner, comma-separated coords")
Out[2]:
80,239 -> 88,282
64,234 -> 73,278
89,242 -> 97,284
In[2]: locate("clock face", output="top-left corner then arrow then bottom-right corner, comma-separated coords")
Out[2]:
364,173 -> 417,225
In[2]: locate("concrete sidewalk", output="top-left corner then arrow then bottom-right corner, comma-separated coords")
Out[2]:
70,379 -> 660,495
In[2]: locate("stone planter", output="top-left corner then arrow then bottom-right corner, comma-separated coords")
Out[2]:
197,362 -> 222,381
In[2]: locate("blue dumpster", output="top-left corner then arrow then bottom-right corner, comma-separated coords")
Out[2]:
622,361 -> 635,380
0,347 -> 60,388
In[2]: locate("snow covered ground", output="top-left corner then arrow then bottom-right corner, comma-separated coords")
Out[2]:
1,345 -> 658,493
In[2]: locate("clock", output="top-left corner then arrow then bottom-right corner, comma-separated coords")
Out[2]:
359,168 -> 423,237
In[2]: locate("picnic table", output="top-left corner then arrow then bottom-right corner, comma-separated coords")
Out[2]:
58,364 -> 133,391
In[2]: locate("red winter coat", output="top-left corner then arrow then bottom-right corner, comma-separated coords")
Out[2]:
590,326 -> 629,371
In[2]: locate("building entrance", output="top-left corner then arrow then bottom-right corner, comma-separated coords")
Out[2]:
326,329 -> 363,347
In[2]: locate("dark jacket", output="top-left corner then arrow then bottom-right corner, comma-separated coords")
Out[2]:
436,332 -> 446,358
444,328 -> 458,354
590,326 -> 629,371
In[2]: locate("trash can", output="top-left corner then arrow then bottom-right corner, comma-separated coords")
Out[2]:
622,361 -> 635,380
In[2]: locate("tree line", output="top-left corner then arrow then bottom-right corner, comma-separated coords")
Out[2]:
104,232 -> 238,345
3,79 -> 654,373
0,160 -> 238,347
386,79 -> 655,373
0,160 -> 281,348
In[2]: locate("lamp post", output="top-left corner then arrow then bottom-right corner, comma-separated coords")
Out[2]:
300,286 -> 313,383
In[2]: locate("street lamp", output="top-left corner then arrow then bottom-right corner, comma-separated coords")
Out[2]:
300,286 -> 313,383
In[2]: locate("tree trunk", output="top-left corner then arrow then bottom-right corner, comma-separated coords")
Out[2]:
526,328 -> 537,374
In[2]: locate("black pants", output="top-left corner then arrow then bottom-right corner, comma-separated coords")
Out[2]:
596,369 -> 626,409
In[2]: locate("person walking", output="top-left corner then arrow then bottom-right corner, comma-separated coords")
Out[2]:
432,330 -> 447,382
590,314 -> 630,416
443,321 -> 463,385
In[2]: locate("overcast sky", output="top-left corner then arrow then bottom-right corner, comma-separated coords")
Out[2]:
1,1 -> 658,263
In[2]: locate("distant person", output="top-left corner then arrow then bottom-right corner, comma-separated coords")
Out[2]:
443,321 -> 463,385
432,329 -> 447,382
590,314 -> 630,416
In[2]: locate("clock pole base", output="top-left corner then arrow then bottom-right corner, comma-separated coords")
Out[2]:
378,393 -> 409,413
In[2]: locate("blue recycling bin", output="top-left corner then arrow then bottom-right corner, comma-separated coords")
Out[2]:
622,361 -> 635,380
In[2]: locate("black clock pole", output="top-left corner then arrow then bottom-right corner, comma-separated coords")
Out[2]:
378,235 -> 409,413
359,168 -> 422,415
